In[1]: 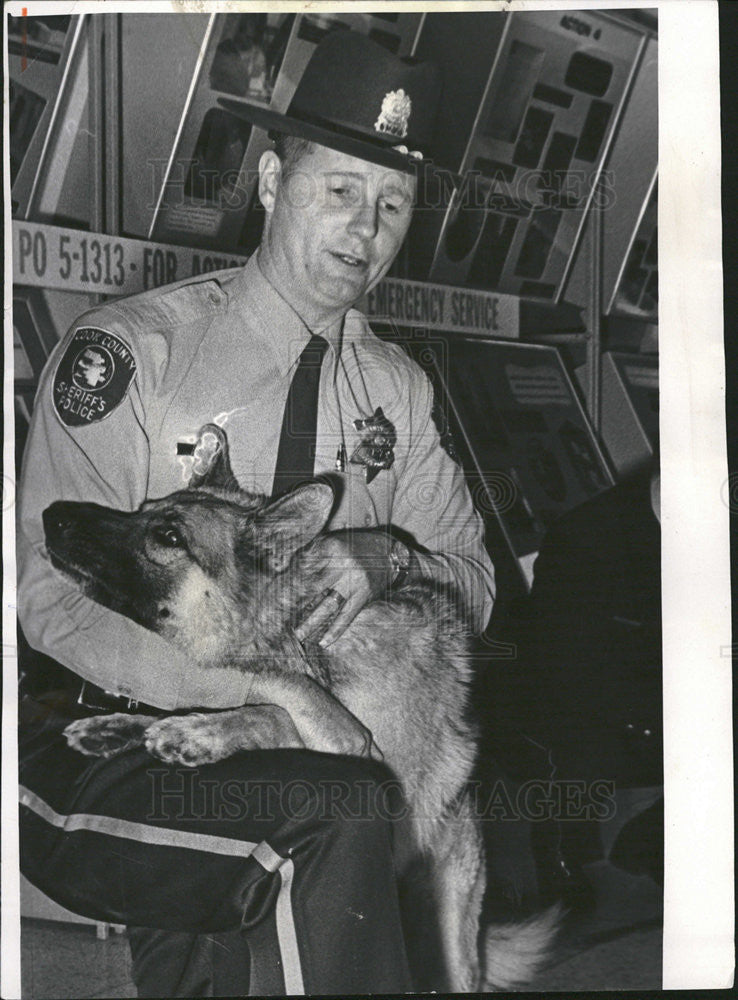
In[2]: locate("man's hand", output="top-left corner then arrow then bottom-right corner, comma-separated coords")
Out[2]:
293,529 -> 396,647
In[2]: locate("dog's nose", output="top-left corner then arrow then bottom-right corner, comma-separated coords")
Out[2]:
43,501 -> 80,536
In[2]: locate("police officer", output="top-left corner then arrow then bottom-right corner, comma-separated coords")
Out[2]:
18,32 -> 495,996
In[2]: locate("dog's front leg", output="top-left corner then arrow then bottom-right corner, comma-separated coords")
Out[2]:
64,713 -> 156,758
143,705 -> 305,767
247,671 -> 380,759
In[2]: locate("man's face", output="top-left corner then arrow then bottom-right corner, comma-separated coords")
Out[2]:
259,143 -> 416,327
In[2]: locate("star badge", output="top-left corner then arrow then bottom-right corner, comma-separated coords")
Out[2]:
350,407 -> 397,484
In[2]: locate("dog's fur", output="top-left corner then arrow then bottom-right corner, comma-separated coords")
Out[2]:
44,424 -> 557,992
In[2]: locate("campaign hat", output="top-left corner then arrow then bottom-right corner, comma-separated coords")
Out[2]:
218,30 -> 451,178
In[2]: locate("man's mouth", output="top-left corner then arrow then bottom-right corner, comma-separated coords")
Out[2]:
330,251 -> 367,269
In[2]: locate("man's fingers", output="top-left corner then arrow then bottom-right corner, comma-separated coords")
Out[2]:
294,588 -> 347,643
318,595 -> 365,647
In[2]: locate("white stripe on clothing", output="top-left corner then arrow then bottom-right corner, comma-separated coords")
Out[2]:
19,784 -> 306,993
20,784 -> 259,856
252,842 -> 305,994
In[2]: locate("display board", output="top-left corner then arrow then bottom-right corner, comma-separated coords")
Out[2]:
577,351 -> 659,477
429,339 -> 614,560
610,182 -> 658,320
409,9 -> 647,303
8,13 -> 88,221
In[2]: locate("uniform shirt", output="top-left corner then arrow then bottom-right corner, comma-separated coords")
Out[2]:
17,256 -> 495,710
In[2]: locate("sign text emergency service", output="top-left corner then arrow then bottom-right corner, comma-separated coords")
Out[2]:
364,277 -> 519,339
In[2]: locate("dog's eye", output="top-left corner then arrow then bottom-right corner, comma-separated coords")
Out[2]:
153,525 -> 184,548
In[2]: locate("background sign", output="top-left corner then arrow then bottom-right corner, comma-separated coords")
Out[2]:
363,277 -> 519,339
13,221 -> 520,339
12,221 -> 249,297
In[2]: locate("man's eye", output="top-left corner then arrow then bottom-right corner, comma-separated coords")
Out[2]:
382,195 -> 411,216
330,185 -> 358,202
153,525 -> 184,548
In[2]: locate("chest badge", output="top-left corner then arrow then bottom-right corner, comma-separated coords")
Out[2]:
350,407 -> 396,484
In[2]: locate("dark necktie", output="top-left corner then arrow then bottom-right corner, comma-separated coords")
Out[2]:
271,333 -> 329,498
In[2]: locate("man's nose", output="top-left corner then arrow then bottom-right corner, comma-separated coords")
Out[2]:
347,202 -> 379,239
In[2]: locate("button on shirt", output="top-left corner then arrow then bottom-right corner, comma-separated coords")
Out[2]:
17,256 -> 495,710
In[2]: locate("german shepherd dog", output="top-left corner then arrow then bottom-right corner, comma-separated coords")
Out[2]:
43,424 -> 558,993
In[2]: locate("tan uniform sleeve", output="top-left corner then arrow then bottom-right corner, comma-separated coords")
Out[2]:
17,322 -> 255,711
391,369 -> 496,634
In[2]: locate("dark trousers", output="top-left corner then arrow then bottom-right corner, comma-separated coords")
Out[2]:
19,705 -> 412,996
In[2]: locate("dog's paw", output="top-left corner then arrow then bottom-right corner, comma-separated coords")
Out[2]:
144,714 -> 230,767
64,714 -> 152,758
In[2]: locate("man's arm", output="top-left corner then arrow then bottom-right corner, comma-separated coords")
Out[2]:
17,320 -> 256,712
390,368 -> 495,633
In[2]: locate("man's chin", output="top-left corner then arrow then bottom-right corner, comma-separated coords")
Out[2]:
316,269 -> 372,309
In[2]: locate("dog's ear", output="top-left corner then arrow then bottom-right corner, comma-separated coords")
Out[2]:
253,481 -> 334,572
188,424 -> 240,493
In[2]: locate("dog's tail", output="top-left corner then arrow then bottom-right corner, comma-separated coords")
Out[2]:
480,903 -> 563,990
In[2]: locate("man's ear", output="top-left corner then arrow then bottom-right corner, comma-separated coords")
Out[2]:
258,149 -> 282,216
188,424 -> 240,493
254,482 -> 334,572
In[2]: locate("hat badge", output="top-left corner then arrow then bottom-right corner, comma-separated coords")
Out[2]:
374,88 -> 411,139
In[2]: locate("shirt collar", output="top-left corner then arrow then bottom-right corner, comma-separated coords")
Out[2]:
231,255 -> 343,377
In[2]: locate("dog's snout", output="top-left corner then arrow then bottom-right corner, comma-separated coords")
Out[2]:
43,501 -> 81,538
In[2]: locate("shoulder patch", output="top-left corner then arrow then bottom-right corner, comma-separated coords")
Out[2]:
53,327 -> 136,427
